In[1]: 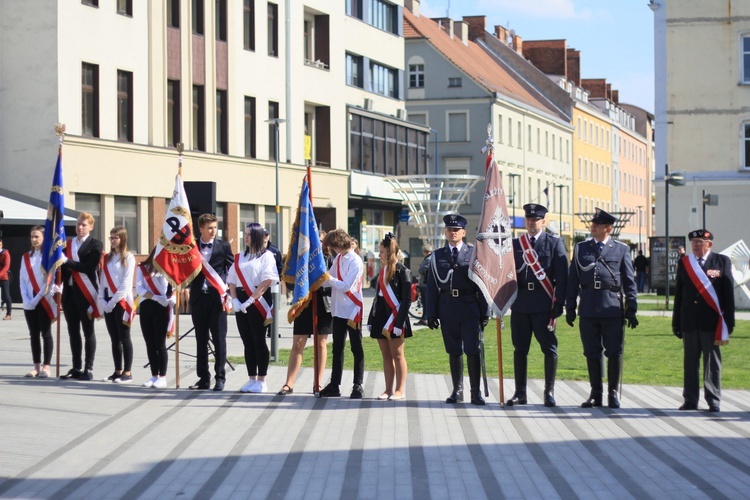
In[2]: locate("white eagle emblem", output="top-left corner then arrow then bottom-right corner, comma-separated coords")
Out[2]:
476,207 -> 513,267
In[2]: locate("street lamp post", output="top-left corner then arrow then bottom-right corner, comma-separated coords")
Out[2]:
664,163 -> 686,310
508,173 -> 521,234
554,183 -> 565,237
265,117 -> 286,361
637,205 -> 643,252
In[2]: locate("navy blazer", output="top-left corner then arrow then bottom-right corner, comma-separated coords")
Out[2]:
672,252 -> 735,334
565,238 -> 637,318
189,239 -> 235,304
511,231 -> 568,314
61,237 -> 104,303
424,243 -> 490,321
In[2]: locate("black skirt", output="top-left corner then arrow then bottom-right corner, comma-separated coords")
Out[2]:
369,296 -> 413,340
292,293 -> 332,336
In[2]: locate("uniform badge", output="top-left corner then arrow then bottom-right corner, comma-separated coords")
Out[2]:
476,207 -> 512,268
707,269 -> 721,278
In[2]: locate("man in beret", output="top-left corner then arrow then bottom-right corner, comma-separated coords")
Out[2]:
425,214 -> 490,405
565,208 -> 638,409
672,229 -> 735,412
507,204 -> 568,407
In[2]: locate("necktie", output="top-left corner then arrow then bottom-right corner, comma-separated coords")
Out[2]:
451,246 -> 459,263
597,242 -> 604,253
698,257 -> 705,268
530,236 -> 536,246
201,242 -> 213,249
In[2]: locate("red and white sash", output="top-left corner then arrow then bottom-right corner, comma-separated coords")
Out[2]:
378,267 -> 400,335
23,253 -> 56,321
682,255 -> 730,345
233,256 -> 273,325
200,253 -> 232,311
65,240 -> 102,319
102,255 -> 135,326
519,233 -> 556,330
139,266 -> 175,335
336,254 -> 363,328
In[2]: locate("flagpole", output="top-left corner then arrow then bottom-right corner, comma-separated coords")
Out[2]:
54,123 -> 65,377
174,142 -> 184,389
496,318 -> 505,406
307,164 -> 321,395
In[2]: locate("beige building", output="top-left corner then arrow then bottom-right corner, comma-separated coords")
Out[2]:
0,0 -> 425,258
651,0 -> 750,250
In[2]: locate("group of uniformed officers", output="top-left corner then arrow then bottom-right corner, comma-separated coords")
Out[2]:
424,204 -> 734,412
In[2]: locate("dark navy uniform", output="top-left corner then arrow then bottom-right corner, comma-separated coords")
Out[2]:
425,214 -> 490,405
565,208 -> 637,409
508,204 -> 567,407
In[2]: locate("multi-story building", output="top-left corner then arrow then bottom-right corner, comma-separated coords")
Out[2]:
402,1 -> 574,252
0,0 -> 427,264
651,0 -> 750,251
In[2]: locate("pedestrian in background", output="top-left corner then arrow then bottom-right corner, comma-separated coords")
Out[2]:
633,250 -> 649,293
0,237 -> 12,320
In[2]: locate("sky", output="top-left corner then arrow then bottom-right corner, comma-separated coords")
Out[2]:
419,0 -> 655,112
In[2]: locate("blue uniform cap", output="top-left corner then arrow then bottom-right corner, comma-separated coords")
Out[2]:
688,229 -> 713,241
591,207 -> 617,225
443,214 -> 467,229
523,203 -> 548,219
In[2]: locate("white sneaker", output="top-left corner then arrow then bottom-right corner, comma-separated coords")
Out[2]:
258,381 -> 267,393
241,379 -> 257,393
153,377 -> 167,389
143,376 -> 157,388
248,380 -> 266,393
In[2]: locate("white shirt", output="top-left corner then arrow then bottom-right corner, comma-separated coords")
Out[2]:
227,251 -> 279,288
135,266 -> 170,301
20,251 -> 49,310
99,253 -> 136,305
324,249 -> 364,319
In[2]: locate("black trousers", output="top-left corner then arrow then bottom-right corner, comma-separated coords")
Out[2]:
24,305 -> 53,365
140,300 -> 169,377
331,317 -> 364,386
191,292 -> 227,382
682,329 -> 721,406
510,311 -> 557,357
104,303 -> 133,372
579,316 -> 623,359
0,279 -> 11,316
63,289 -> 97,371
234,290 -> 269,377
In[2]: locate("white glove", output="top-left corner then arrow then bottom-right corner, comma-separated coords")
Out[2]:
153,295 -> 169,307
103,299 -> 115,314
366,324 -> 372,333
60,256 -> 68,265
393,327 -> 403,337
232,298 -> 243,313
167,296 -> 177,307
49,284 -> 62,295
241,296 -> 256,313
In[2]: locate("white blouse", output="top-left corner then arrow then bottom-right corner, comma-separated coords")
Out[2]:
99,252 -> 136,305
226,251 -> 279,289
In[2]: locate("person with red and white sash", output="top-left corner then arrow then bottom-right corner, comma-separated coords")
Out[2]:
20,226 -> 57,378
187,214 -> 234,392
319,229 -> 365,399
507,204 -> 568,408
136,247 -> 175,389
99,226 -> 136,384
60,212 -> 104,381
227,223 -> 279,394
673,229 -> 735,413
366,233 -> 412,401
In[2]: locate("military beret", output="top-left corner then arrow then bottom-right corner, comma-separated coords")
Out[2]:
443,214 -> 467,229
688,229 -> 713,241
591,207 -> 617,226
523,203 -> 548,219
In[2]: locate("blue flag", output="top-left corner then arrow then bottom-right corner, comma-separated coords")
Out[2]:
282,175 -> 329,323
41,150 -> 67,285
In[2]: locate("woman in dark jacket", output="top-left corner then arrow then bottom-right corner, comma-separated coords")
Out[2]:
367,232 -> 412,400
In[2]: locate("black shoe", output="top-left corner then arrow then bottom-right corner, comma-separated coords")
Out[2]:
608,393 -> 620,409
581,396 -> 602,408
319,383 -> 341,397
350,384 -> 363,399
213,380 -> 225,391
60,368 -> 83,380
470,390 -> 485,406
445,389 -> 463,404
679,402 -> 698,411
277,384 -> 294,395
107,371 -> 120,382
544,391 -> 556,408
506,392 -> 527,406
80,370 -> 94,381
708,404 -> 720,413
189,380 -> 210,390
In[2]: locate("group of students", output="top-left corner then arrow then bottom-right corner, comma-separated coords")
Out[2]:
19,212 -> 415,400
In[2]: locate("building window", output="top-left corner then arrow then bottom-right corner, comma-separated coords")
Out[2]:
82,0 -> 99,7
117,0 -> 132,16
167,0 -> 180,27
517,122 -> 522,149
245,96 -> 256,158
268,101 -> 280,160
447,112 -> 467,142
75,194 -> 102,241
115,196 -> 139,252
268,3 -> 279,57
239,204 -> 257,243
307,105 -> 331,167
117,70 -> 133,142
349,112 -> 427,176
216,89 -> 228,154
744,122 -> 750,168
82,63 -> 99,138
215,0 -> 227,41
167,80 -> 181,148
346,0 -> 363,20
370,0 -> 397,34
192,85 -> 205,151
192,0 -> 204,35
497,115 -> 503,144
303,11 -> 330,69
244,0 -> 255,50
448,77 -> 462,88
346,53 -> 363,88
528,124 -> 532,151
408,64 -> 424,88
508,117 -> 512,147
370,62 -> 397,98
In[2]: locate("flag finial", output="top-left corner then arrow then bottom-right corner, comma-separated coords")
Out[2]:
482,123 -> 494,155
54,123 -> 66,148
176,142 -> 184,175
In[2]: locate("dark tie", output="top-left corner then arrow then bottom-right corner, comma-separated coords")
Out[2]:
699,257 -> 705,268
597,242 -> 604,253
530,236 -> 536,247
451,246 -> 459,263
201,242 -> 213,249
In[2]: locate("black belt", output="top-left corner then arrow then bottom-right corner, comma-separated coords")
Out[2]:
440,289 -> 477,298
582,282 -> 620,292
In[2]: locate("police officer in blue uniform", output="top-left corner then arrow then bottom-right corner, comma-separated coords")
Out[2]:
565,208 -> 638,409
425,214 -> 490,405
507,204 -> 568,407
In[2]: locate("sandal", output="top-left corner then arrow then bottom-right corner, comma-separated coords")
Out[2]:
277,384 -> 294,395
25,370 -> 39,378
377,393 -> 391,401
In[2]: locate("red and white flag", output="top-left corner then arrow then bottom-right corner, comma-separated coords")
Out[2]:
153,174 -> 202,289
469,149 -> 518,317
